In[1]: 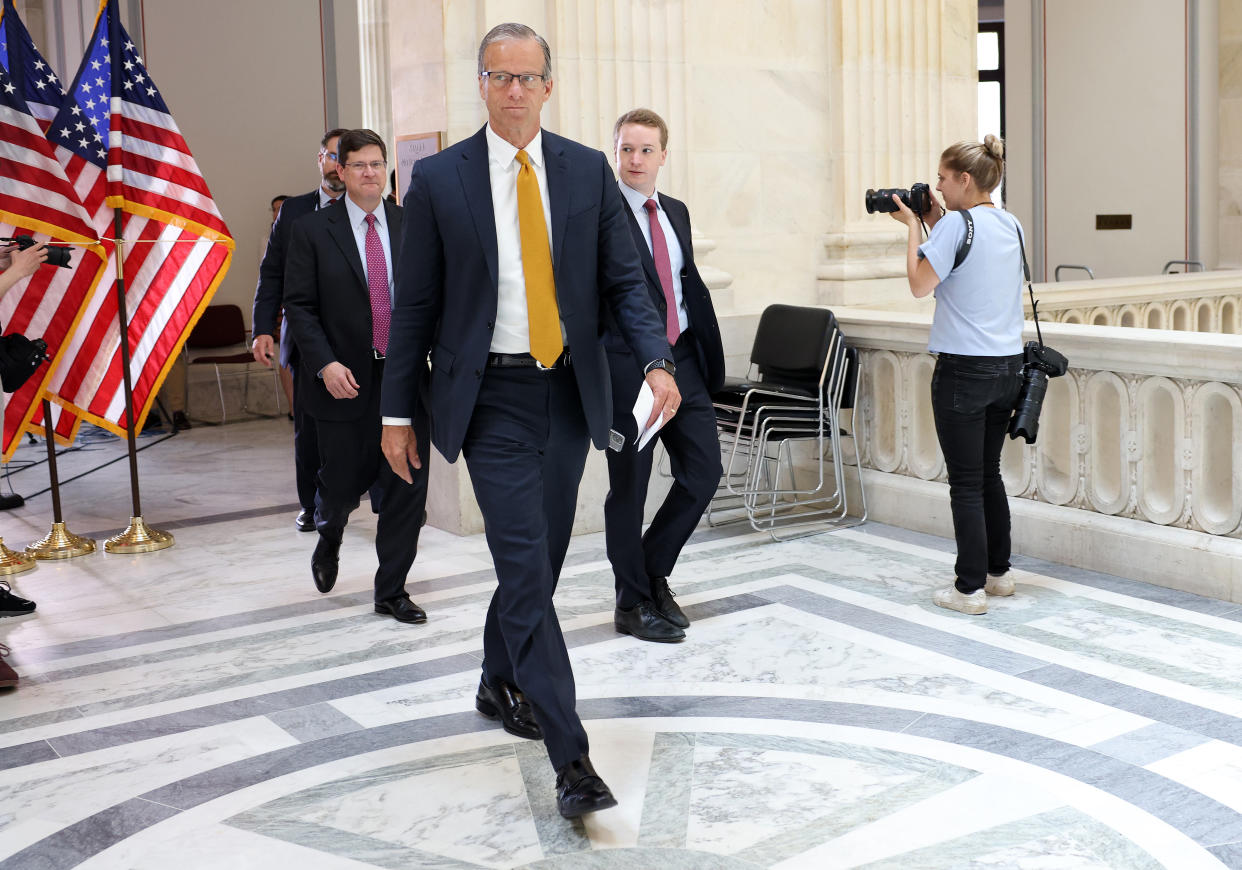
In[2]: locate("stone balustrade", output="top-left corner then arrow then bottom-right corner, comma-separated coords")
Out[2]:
1027,269 -> 1242,332
836,308 -> 1242,600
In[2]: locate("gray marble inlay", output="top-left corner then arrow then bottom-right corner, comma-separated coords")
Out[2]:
515,739 -> 590,857
41,652 -> 479,758
853,805 -> 1164,869
266,702 -> 364,743
637,732 -> 695,849
903,713 -> 1242,848
0,739 -> 59,772
522,847 -> 761,869
0,796 -> 179,870
1089,722 -> 1212,767
758,584 -> 1049,675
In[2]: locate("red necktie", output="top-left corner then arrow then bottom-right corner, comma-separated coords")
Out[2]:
643,198 -> 680,346
364,213 -> 390,354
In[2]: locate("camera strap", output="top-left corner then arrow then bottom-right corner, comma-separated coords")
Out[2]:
953,209 -> 1045,348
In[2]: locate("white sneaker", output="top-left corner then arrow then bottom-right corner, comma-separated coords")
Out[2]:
932,585 -> 987,615
984,573 -> 1015,596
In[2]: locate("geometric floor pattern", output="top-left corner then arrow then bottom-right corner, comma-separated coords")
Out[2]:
1,419 -> 1242,868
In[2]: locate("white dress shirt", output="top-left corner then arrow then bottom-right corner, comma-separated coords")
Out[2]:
618,181 -> 688,333
342,195 -> 393,306
319,196 -> 391,377
381,125 -> 559,426
485,123 -> 557,354
318,187 -> 338,210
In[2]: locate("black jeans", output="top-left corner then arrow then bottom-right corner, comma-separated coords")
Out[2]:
930,353 -> 1024,593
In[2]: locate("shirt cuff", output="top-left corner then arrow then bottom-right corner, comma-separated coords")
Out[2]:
382,416 -> 413,427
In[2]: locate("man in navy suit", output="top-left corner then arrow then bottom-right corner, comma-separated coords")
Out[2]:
252,128 -> 347,532
284,129 -> 431,624
380,23 -> 679,818
605,109 -> 725,643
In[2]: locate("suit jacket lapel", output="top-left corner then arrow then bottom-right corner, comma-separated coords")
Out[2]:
665,200 -> 695,272
543,133 -> 570,279
624,205 -> 664,305
457,127 -> 499,291
326,203 -> 366,290
384,198 -> 402,269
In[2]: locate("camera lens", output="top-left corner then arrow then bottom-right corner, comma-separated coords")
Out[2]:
865,188 -> 907,214
46,246 -> 72,268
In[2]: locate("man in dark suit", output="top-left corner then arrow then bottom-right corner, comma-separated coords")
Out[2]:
285,128 -> 431,625
605,109 -> 726,643
380,23 -> 679,818
252,128 -> 348,532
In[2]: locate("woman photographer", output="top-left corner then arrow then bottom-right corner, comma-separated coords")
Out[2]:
889,135 -> 1025,615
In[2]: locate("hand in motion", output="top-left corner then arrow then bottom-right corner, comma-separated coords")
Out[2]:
251,333 -> 275,367
321,361 -> 359,399
644,368 -> 681,428
381,424 -> 420,485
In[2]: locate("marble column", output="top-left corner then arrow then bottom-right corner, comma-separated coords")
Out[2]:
818,0 -> 977,308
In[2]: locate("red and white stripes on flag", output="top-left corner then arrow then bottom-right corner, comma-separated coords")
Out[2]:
0,67 -> 106,459
42,0 -> 232,440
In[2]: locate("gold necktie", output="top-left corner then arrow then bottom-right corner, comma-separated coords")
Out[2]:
515,149 -> 562,366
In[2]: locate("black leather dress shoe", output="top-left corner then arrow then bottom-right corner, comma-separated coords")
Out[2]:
615,600 -> 685,642
311,536 -> 340,594
295,509 -> 315,532
476,676 -> 543,740
651,577 -> 690,629
374,597 -> 427,624
556,755 -> 618,818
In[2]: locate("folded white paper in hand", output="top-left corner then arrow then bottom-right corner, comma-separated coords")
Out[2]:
631,381 -> 667,451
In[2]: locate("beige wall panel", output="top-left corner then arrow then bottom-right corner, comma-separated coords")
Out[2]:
1044,0 -> 1187,279
140,0 -> 328,322
1221,0 -> 1242,267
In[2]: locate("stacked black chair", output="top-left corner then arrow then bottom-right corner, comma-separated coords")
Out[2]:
707,304 -> 866,539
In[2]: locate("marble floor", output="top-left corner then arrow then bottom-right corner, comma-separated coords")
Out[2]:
1,418 -> 1242,868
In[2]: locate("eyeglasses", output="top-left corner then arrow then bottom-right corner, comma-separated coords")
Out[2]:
344,160 -> 387,172
321,150 -> 338,161
482,71 -> 547,90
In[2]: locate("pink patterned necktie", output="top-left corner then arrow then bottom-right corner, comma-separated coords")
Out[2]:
643,198 -> 680,346
364,213 -> 390,355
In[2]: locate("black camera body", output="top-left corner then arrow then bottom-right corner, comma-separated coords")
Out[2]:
1008,341 -> 1070,444
4,234 -> 73,268
865,182 -> 933,217
0,334 -> 48,392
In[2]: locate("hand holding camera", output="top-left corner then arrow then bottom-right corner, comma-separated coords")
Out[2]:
865,183 -> 943,229
0,235 -> 73,270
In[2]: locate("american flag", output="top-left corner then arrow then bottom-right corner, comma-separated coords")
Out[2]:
0,60 -> 106,459
0,0 -> 62,131
42,0 -> 232,440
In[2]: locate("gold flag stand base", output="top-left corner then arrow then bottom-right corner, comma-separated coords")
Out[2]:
27,523 -> 96,560
0,538 -> 36,575
104,517 -> 174,554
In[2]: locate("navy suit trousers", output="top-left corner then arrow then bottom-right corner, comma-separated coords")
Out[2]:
313,359 -> 430,604
464,364 -> 591,770
605,332 -> 722,608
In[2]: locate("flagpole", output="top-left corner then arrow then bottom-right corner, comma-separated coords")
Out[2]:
103,209 -> 173,554
25,398 -> 95,559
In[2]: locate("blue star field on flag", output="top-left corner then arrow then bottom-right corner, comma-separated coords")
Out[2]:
46,3 -> 169,170
0,0 -> 64,123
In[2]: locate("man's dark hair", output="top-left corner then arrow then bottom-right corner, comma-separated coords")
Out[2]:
321,127 -> 349,149
270,194 -> 289,208
337,128 -> 387,165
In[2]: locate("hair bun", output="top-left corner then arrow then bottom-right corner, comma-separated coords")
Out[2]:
983,134 -> 1004,160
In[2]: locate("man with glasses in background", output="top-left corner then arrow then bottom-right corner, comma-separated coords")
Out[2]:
252,129 -> 347,533
285,129 -> 431,625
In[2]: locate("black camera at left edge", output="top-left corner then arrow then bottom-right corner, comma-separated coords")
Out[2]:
864,182 -> 933,217
2,234 -> 73,268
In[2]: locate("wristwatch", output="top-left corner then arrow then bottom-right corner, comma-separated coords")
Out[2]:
644,358 -> 676,378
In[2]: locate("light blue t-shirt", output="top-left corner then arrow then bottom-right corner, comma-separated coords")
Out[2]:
918,207 -> 1025,356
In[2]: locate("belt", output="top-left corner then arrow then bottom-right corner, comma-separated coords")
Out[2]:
487,351 -> 572,370
372,348 -> 386,360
